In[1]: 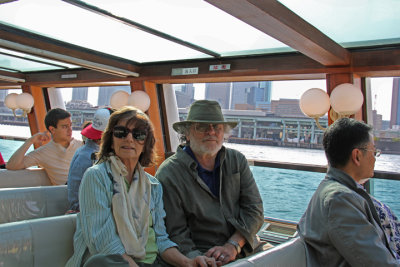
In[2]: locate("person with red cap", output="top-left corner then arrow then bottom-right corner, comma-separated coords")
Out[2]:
67,108 -> 113,213
0,152 -> 5,169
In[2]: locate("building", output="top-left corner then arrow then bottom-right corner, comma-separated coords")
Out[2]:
0,89 -> 7,100
372,109 -> 383,130
205,81 -> 272,110
390,77 -> 400,128
205,83 -> 231,109
71,87 -> 88,101
270,99 -> 305,117
97,85 -> 130,107
174,84 -> 195,108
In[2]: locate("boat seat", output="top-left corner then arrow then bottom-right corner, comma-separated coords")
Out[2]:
226,237 -> 306,267
0,185 -> 68,224
0,214 -> 76,267
0,168 -> 51,188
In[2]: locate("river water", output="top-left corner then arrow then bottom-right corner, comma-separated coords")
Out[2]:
0,129 -> 399,222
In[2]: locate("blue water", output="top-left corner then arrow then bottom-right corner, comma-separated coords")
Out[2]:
1,139 -> 399,222
0,139 -> 33,161
251,166 -> 323,222
251,166 -> 400,222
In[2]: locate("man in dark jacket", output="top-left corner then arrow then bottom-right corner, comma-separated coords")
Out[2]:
156,100 -> 265,265
298,118 -> 399,266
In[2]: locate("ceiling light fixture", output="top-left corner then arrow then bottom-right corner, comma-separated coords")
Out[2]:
299,83 -> 364,130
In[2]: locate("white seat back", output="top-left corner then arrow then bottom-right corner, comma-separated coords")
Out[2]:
0,168 -> 51,188
0,185 -> 68,224
0,214 -> 76,267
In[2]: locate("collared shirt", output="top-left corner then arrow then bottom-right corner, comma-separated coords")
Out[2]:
356,184 -> 400,260
66,161 -> 176,267
183,145 -> 221,197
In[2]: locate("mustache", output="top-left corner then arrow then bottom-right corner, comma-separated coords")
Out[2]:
202,137 -> 218,141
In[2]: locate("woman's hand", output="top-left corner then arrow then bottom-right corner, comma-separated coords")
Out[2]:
205,244 -> 237,265
122,253 -> 139,267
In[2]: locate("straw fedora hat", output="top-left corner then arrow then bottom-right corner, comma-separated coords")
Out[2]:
173,100 -> 237,133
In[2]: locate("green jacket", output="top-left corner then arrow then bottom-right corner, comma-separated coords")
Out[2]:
156,145 -> 264,257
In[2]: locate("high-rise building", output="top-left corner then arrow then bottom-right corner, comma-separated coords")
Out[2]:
390,78 -> 400,128
205,81 -> 272,110
205,83 -> 231,109
231,82 -> 254,109
97,86 -> 131,107
0,89 -> 8,101
174,84 -> 195,108
372,110 -> 383,130
72,87 -> 88,101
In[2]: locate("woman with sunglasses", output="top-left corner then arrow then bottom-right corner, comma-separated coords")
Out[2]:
66,107 -> 216,267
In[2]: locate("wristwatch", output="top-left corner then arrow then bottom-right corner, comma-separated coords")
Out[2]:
227,239 -> 241,254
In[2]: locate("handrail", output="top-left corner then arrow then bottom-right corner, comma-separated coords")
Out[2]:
248,159 -> 400,181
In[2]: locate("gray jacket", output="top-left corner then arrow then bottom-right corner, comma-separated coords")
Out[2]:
298,167 -> 399,267
156,145 -> 264,257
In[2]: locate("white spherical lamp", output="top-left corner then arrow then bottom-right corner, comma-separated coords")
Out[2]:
16,93 -> 34,111
128,91 -> 151,112
4,93 -> 19,110
330,83 -> 364,116
299,88 -> 330,118
110,90 -> 129,109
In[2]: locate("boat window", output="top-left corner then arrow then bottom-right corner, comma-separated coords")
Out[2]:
0,88 -> 33,160
173,80 -> 328,166
56,85 -> 131,137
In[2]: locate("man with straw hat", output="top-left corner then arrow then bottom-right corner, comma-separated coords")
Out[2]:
156,100 -> 265,265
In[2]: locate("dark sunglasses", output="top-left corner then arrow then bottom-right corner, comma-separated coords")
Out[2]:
113,126 -> 147,141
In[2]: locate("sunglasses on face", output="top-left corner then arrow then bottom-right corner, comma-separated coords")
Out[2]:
113,126 -> 147,141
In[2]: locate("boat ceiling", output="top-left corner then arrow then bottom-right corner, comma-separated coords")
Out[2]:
0,0 -> 400,86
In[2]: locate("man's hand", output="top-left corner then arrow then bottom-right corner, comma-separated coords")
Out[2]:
205,244 -> 237,265
189,255 -> 219,267
30,131 -> 50,146
6,130 -> 51,170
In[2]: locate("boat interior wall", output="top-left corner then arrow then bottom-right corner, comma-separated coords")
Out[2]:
225,237 -> 306,267
0,214 -> 76,267
0,185 -> 68,224
0,168 -> 51,188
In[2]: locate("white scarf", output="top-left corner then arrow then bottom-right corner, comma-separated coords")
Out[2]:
109,156 -> 151,259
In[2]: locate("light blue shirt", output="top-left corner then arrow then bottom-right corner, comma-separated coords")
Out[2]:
66,160 -> 176,267
67,139 -> 99,211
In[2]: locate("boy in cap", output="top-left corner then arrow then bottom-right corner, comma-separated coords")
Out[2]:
67,108 -> 113,213
156,100 -> 265,265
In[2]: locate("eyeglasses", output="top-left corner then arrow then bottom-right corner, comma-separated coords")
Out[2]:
194,123 -> 223,133
358,147 -> 381,157
113,126 -> 147,141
